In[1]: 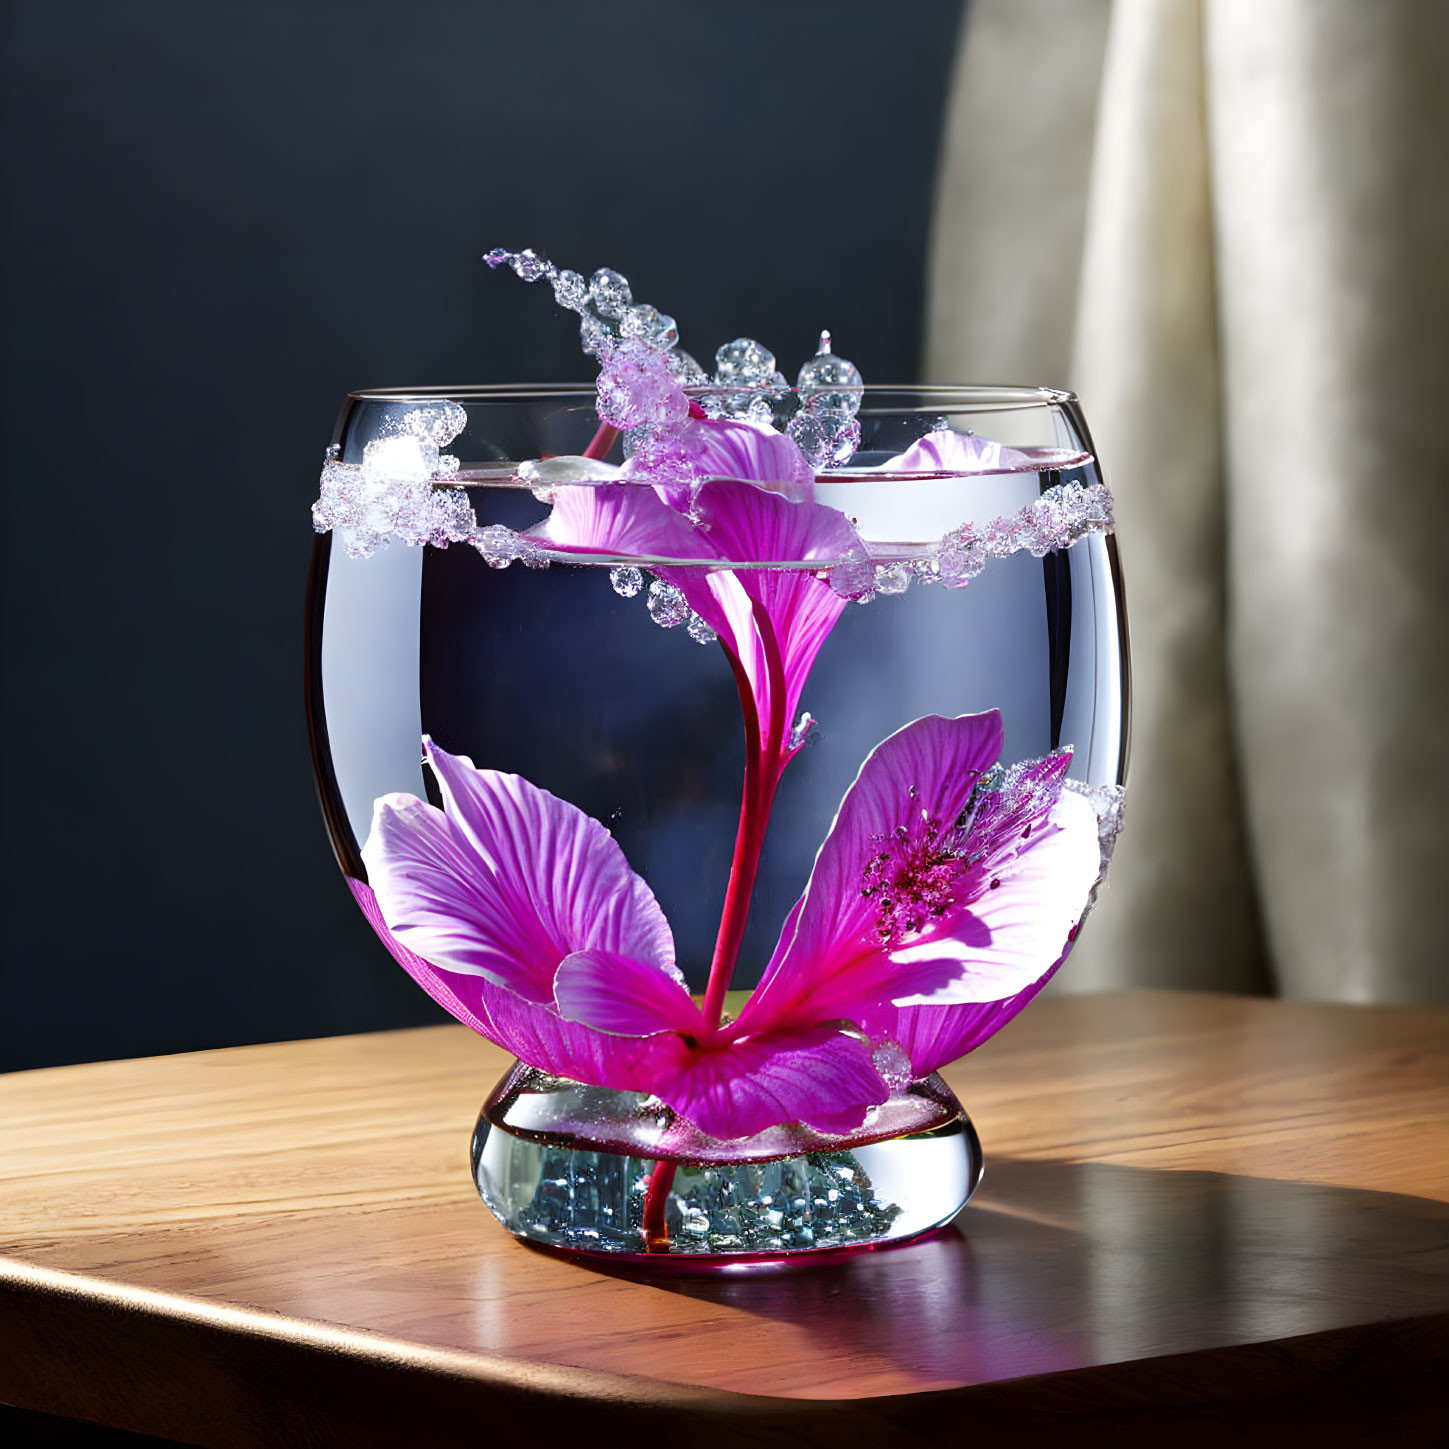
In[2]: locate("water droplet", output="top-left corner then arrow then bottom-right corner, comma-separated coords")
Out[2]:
686,612 -> 717,646
797,332 -> 863,416
428,487 -> 475,544
828,550 -> 876,600
610,565 -> 643,598
746,396 -> 775,428
714,338 -> 776,388
474,524 -> 520,568
646,578 -> 689,627
362,435 -> 437,486
789,712 -> 815,749
787,405 -> 859,470
666,350 -> 709,385
589,267 -> 632,319
551,268 -> 588,310
620,303 -> 679,349
397,401 -> 466,447
875,561 -> 910,595
510,248 -> 549,282
936,529 -> 986,588
579,313 -> 612,355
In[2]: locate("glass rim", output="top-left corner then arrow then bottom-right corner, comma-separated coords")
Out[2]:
348,382 -> 1080,412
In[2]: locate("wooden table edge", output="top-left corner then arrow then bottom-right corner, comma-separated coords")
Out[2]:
4,1256 -> 1447,1448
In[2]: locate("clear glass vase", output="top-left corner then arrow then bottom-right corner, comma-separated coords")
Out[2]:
307,384 -> 1127,1264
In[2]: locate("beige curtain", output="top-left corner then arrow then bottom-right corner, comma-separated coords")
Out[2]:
926,0 -> 1449,1003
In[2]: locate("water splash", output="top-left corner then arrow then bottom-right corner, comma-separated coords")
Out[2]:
484,245 -> 867,468
311,404 -> 474,557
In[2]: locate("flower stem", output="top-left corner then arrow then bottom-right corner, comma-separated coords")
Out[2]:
642,1159 -> 676,1251
700,601 -> 789,1030
582,421 -> 620,459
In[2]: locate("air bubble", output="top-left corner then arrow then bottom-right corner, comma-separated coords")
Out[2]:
875,562 -> 910,595
828,550 -> 876,601
686,613 -> 717,646
474,524 -> 521,568
646,579 -> 689,627
610,566 -> 643,598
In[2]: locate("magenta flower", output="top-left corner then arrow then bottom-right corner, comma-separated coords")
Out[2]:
535,426 -> 858,785
533,422 -> 864,1026
734,712 -> 1100,1078
335,251 -> 1119,1148
359,713 -> 1098,1141
627,414 -> 816,506
360,737 -> 887,1139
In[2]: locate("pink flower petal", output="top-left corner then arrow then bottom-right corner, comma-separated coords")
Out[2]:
361,740 -> 675,1003
553,949 -> 704,1036
361,793 -> 553,1002
424,738 -> 675,969
660,480 -> 860,765
678,417 -> 815,501
877,429 -> 1040,476
741,714 -> 1098,1042
744,713 -> 1005,1024
354,876 -> 886,1140
531,480 -> 702,560
350,876 -> 680,1087
889,789 -> 1099,1006
887,949 -> 1068,1079
638,1024 -> 887,1139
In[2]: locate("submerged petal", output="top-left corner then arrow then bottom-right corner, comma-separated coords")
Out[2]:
742,714 -> 1097,1039
639,1024 -> 888,1140
354,875 -> 886,1140
362,792 -> 554,1001
745,714 -> 1005,1022
889,788 -> 1099,1007
532,480 -> 702,560
553,949 -> 704,1037
887,949 -> 1068,1080
351,875 -> 680,1087
362,740 -> 675,1004
661,480 -> 861,765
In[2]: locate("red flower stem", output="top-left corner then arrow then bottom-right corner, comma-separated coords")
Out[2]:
582,421 -> 619,460
700,601 -> 789,1031
642,1158 -> 676,1251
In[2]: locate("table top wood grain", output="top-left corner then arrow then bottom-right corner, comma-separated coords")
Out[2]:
2,991 -> 1446,1447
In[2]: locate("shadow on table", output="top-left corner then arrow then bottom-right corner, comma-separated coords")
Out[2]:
585,1158 -> 1449,1387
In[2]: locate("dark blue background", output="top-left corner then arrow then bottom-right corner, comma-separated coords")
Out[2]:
0,0 -> 965,1070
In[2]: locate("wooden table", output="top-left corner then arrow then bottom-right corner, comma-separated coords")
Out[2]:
2,992 -> 1446,1447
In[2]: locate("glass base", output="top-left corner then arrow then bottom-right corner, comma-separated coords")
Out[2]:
471,1062 -> 983,1264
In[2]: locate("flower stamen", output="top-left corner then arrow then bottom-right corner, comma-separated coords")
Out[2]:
860,804 -> 968,946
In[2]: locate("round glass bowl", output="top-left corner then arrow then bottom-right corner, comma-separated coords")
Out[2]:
307,384 -> 1128,1262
